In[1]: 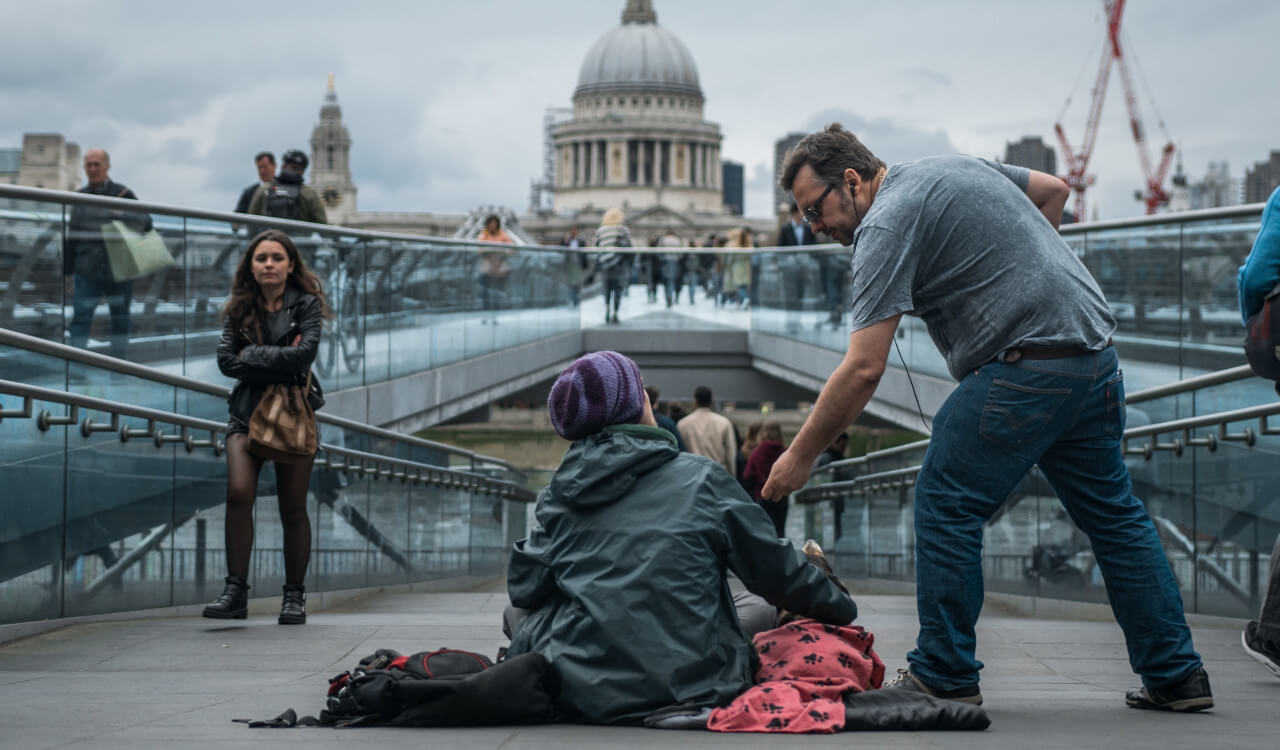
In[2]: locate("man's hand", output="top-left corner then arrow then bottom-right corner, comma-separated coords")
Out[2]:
760,448 -> 812,502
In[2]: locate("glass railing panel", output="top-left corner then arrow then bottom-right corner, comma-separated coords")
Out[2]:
385,240 -> 433,379
307,233 -> 367,393
360,238 -> 393,386
427,486 -> 472,578
181,217 -> 240,389
0,388 -> 69,625
865,488 -> 913,581
362,466 -> 411,588
61,379 -> 180,617
311,424 -> 372,593
1177,214 -> 1257,374
169,391 -> 231,608
0,198 -> 64,350
470,489 -> 507,577
829,493 -> 870,580
1183,403 -> 1278,619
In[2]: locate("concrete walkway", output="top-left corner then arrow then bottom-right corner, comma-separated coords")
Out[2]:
0,582 -> 1272,749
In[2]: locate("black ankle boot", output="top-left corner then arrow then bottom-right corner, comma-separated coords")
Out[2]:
279,584 -> 306,625
202,576 -> 249,620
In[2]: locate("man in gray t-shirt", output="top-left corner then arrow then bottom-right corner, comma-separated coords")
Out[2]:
760,124 -> 1209,713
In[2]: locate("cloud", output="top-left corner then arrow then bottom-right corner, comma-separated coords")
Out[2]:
802,111 -> 959,164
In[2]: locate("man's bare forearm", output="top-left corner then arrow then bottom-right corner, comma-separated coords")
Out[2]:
788,360 -> 879,464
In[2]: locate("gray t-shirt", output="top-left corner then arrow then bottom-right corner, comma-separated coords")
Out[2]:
848,154 -> 1116,380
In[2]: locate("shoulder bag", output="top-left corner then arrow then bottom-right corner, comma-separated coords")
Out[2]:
246,326 -> 318,463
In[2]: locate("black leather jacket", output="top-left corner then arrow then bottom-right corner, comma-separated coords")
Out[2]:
217,284 -> 325,425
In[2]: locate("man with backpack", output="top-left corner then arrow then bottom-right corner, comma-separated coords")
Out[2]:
1236,184 -> 1280,680
248,149 -> 327,224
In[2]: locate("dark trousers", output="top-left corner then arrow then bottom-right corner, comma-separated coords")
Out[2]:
759,497 -> 789,538
68,275 -> 133,358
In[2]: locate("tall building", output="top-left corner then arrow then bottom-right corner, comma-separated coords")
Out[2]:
773,132 -> 805,211
1245,150 -> 1280,203
1190,161 -> 1240,210
309,76 -> 358,225
1003,136 -> 1056,174
721,159 -> 743,216
0,134 -> 80,191
551,0 -> 725,218
329,2 -> 779,245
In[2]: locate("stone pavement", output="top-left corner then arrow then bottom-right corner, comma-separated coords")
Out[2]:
0,580 -> 1273,749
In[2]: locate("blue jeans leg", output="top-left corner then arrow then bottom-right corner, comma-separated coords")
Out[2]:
907,362 -> 1054,690
1035,355 -> 1201,690
908,348 -> 1202,692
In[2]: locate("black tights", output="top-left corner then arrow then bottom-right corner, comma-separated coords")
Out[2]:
224,433 -> 314,585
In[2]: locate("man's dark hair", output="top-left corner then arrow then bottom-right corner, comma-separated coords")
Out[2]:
254,151 -> 275,165
780,123 -> 886,192
694,386 -> 712,407
789,201 -> 800,213
644,385 -> 660,407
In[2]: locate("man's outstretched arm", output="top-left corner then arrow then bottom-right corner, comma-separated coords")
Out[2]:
760,314 -> 900,501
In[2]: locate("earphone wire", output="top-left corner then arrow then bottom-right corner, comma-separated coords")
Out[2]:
850,176 -> 931,436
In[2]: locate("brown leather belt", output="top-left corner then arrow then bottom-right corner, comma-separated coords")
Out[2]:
1001,339 -> 1112,364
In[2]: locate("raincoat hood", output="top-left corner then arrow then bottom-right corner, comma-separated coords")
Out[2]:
545,424 -> 677,509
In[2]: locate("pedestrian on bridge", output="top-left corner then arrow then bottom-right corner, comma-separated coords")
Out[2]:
761,124 -> 1211,712
204,229 -> 329,625
1236,184 -> 1280,680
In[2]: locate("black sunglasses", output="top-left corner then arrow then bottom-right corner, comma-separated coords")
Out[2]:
802,183 -> 837,225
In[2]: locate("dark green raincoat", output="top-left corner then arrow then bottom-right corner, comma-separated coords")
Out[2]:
506,424 -> 857,725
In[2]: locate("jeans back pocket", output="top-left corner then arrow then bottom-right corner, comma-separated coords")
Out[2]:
979,378 -> 1073,452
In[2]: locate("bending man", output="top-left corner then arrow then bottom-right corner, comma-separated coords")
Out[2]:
761,124 -> 1209,712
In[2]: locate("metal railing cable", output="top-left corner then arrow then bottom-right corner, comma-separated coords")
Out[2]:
0,379 -> 535,502
0,326 -> 524,480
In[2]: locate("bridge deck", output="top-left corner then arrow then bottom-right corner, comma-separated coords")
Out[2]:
0,582 -> 1269,749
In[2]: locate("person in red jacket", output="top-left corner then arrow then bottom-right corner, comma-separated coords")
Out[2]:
743,421 -> 787,536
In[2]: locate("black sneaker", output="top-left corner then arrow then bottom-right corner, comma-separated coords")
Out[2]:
1125,666 -> 1214,712
883,668 -> 983,705
1242,621 -> 1280,679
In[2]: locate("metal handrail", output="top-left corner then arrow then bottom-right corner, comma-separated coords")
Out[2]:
0,327 -> 524,479
795,398 -> 1280,505
3,183 -> 1264,249
1058,201 -> 1264,234
0,184 -> 555,252
811,438 -> 931,480
809,365 -> 1262,482
1126,364 -> 1255,404
0,183 -> 807,255
0,379 -> 535,501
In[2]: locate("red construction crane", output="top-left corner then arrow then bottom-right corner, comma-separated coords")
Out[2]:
1054,0 -> 1175,220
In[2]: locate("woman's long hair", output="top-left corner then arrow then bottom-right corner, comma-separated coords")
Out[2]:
222,230 -> 331,331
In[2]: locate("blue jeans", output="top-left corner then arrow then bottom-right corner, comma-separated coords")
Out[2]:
68,274 -> 133,358
907,346 -> 1201,692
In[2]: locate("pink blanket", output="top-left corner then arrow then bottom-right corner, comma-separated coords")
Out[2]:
708,620 -> 885,733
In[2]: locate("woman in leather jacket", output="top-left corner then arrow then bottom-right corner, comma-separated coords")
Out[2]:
202,230 -> 329,624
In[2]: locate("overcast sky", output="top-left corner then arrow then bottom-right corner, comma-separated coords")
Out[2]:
3,0 -> 1275,223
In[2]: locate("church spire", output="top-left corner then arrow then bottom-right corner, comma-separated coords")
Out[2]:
621,0 -> 656,24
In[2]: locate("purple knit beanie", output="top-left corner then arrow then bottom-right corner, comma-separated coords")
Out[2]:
547,351 -> 646,440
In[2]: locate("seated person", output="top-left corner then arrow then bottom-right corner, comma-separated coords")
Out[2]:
503,351 -> 857,725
